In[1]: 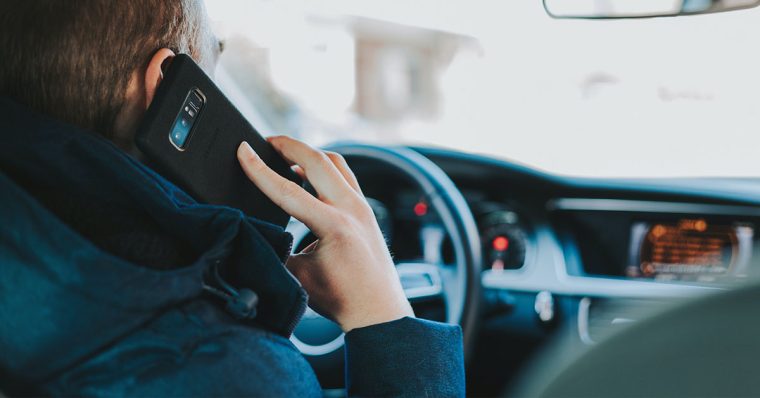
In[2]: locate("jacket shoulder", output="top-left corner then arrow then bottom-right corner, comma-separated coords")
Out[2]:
45,301 -> 321,397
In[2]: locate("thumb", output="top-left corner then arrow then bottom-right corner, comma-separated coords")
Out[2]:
284,241 -> 317,271
284,250 -> 315,282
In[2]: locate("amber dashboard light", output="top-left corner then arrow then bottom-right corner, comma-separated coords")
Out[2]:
695,219 -> 708,232
650,224 -> 667,239
678,218 -> 708,232
640,218 -> 736,278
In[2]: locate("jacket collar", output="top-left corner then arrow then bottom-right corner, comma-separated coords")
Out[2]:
0,97 -> 306,379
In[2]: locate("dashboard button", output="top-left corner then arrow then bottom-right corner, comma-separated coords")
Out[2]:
535,291 -> 555,323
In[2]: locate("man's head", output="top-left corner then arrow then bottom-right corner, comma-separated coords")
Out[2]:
0,0 -> 222,149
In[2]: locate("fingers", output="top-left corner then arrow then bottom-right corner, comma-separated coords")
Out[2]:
237,142 -> 330,235
268,136 -> 355,203
292,153 -> 362,195
291,165 -> 306,180
325,151 -> 363,194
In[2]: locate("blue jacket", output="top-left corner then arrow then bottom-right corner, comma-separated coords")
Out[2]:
0,98 -> 465,397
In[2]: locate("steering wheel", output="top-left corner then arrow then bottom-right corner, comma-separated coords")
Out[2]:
287,144 -> 481,387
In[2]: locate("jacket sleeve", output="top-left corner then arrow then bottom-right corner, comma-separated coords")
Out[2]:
344,317 -> 465,397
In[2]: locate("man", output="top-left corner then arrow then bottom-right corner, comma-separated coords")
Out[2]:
0,1 -> 464,396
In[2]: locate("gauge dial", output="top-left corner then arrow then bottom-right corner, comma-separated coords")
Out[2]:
480,210 -> 528,270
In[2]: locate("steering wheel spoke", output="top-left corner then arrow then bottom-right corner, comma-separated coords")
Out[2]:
438,264 -> 464,321
396,262 -> 444,301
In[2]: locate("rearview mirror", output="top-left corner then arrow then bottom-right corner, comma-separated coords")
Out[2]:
543,0 -> 760,19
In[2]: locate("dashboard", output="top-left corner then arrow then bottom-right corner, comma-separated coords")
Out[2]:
359,154 -> 760,295
349,145 -> 760,395
552,199 -> 757,283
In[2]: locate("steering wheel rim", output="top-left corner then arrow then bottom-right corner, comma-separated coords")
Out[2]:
288,144 -> 481,374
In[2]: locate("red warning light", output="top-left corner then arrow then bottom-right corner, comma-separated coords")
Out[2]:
492,236 -> 509,252
413,201 -> 428,217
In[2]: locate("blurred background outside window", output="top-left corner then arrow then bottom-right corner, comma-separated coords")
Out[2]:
206,0 -> 760,177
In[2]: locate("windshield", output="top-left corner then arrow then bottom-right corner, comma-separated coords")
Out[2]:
206,1 -> 760,178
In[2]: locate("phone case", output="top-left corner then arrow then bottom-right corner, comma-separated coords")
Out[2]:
135,54 -> 298,228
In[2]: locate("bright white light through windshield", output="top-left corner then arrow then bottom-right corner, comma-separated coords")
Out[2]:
207,0 -> 760,178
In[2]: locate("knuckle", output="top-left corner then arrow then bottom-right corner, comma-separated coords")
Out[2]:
353,197 -> 374,215
277,179 -> 300,199
268,135 -> 291,150
312,151 -> 332,168
325,151 -> 346,165
331,227 -> 353,244
330,213 -> 355,234
270,134 -> 289,143
333,206 -> 371,232
346,195 -> 371,215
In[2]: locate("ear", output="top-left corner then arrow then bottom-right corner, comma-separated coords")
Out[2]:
143,48 -> 176,108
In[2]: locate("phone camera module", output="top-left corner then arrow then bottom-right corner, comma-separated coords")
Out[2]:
169,89 -> 205,150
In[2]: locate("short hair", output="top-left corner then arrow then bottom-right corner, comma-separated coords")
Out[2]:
0,0 -> 210,143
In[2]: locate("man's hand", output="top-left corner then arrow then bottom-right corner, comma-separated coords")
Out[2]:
237,137 -> 414,332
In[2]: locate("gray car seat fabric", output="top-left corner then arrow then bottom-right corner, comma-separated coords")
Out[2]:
516,282 -> 760,397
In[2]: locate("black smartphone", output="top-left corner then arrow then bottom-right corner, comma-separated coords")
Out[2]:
135,54 -> 299,228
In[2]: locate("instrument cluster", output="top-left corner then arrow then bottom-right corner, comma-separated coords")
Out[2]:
474,202 -> 533,272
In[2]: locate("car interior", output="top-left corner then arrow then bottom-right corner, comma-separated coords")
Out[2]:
6,0 -> 760,396
295,145 -> 760,396
205,0 -> 760,396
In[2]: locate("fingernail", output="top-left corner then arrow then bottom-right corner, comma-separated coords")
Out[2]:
238,141 -> 259,159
